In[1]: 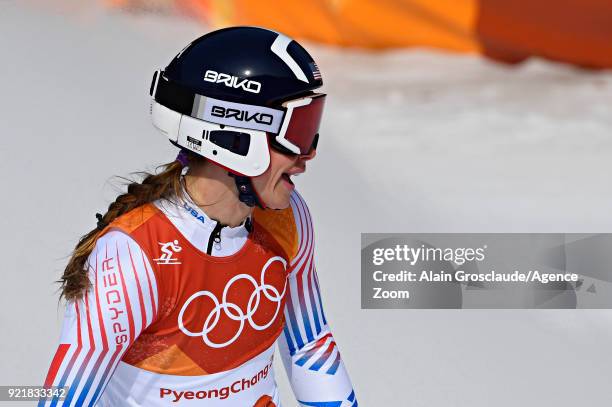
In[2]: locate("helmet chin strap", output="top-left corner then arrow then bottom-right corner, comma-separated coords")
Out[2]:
231,174 -> 265,209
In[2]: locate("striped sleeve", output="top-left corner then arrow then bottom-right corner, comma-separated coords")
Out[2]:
278,191 -> 358,407
39,231 -> 158,407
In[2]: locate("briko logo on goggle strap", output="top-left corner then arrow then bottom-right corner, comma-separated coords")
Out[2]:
204,70 -> 262,94
210,105 -> 274,125
198,96 -> 284,133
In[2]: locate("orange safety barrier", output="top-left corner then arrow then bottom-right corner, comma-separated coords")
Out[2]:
107,0 -> 612,68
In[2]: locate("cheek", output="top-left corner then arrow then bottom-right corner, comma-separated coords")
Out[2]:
269,148 -> 295,168
251,172 -> 271,192
264,154 -> 291,185
251,150 -> 294,193
251,167 -> 279,194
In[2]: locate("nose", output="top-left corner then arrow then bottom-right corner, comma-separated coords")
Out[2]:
299,147 -> 317,162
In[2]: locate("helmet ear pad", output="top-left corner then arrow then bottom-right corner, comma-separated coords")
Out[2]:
152,100 -> 271,177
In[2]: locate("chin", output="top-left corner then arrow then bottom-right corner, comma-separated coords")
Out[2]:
266,198 -> 291,210
264,191 -> 292,210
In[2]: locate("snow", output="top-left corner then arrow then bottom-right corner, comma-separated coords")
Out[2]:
2,2 -> 612,405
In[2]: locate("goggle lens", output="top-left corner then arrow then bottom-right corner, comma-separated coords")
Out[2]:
281,94 -> 326,154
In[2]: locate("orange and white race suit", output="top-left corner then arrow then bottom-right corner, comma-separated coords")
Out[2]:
40,190 -> 357,407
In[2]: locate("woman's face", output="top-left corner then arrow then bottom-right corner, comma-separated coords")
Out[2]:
251,147 -> 316,209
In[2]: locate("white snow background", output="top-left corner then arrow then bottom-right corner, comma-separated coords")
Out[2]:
2,1 -> 612,406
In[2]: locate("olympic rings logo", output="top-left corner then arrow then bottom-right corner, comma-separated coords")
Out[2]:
177,256 -> 288,348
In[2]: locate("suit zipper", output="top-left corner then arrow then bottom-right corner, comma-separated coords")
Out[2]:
206,222 -> 224,255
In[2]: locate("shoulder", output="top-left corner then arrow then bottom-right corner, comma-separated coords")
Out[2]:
253,190 -> 314,262
92,229 -> 150,264
106,203 -> 160,234
288,190 -> 315,265
87,230 -> 159,308
288,190 -> 314,241
103,203 -> 176,261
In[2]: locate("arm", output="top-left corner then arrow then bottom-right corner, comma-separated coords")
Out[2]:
39,231 -> 158,407
278,192 -> 358,406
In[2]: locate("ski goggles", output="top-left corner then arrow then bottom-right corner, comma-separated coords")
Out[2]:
272,94 -> 325,155
151,71 -> 326,155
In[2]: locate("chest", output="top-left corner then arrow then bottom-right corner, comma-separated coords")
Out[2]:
124,221 -> 290,374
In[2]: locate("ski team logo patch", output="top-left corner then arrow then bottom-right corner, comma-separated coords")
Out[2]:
154,240 -> 182,265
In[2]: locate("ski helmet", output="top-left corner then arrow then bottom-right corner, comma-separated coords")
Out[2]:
149,26 -> 325,207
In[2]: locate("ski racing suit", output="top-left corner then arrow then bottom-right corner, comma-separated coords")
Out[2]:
39,190 -> 357,406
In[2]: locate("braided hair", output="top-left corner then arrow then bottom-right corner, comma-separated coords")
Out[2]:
59,157 -> 190,301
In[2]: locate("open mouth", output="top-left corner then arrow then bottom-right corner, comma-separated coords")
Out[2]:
281,173 -> 294,185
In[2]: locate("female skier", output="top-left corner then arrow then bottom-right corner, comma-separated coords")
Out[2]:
39,27 -> 357,407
